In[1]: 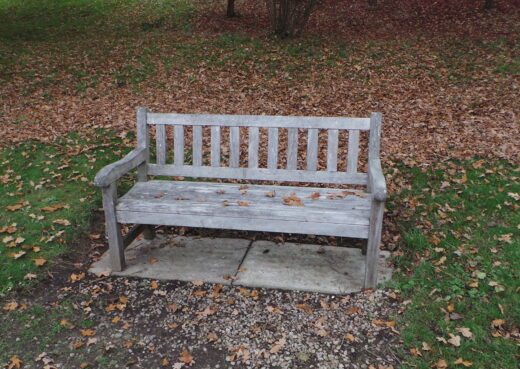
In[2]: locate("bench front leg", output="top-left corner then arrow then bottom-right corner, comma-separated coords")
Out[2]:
364,200 -> 384,289
102,182 -> 125,272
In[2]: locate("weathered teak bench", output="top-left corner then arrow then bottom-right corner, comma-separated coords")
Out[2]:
94,108 -> 387,288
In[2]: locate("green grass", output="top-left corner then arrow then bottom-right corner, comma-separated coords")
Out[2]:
0,0 -> 195,42
388,160 -> 519,368
0,131 -> 131,294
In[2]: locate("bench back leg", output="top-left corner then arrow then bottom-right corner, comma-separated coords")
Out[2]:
143,225 -> 156,240
102,183 -> 125,272
364,200 -> 384,289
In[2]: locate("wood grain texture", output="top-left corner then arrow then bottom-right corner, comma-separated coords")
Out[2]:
347,129 -> 360,174
306,128 -> 318,171
192,125 -> 203,167
248,126 -> 259,169
287,128 -> 298,170
364,200 -> 384,289
148,113 -> 371,130
102,183 -> 125,271
94,147 -> 147,187
147,164 -> 368,185
230,126 -> 240,168
267,127 -> 279,169
156,124 -> 166,165
137,107 -> 149,182
211,126 -> 221,167
174,125 -> 184,166
327,129 -> 339,172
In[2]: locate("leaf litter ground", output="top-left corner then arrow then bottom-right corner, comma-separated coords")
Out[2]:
0,0 -> 519,368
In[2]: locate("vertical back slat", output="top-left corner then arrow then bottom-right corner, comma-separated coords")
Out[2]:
156,124 -> 166,165
192,125 -> 203,166
210,126 -> 221,167
267,127 -> 278,169
174,125 -> 184,166
347,129 -> 360,173
230,126 -> 240,168
306,128 -> 318,171
248,127 -> 259,169
368,112 -> 382,161
327,129 -> 339,172
137,107 -> 149,182
287,128 -> 298,170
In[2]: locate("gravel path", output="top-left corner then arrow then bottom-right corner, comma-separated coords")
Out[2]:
40,275 -> 402,369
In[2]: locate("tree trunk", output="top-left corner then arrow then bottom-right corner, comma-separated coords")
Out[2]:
227,0 -> 235,17
484,0 -> 494,9
368,0 -> 377,10
265,0 -> 318,38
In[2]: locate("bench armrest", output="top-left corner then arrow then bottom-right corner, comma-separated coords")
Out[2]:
94,147 -> 147,187
368,158 -> 387,202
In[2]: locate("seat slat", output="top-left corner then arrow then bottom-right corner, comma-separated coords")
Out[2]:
118,211 -> 369,239
192,125 -> 203,166
211,126 -> 221,167
174,125 -> 184,166
267,127 -> 278,169
156,124 -> 166,165
306,128 -> 318,171
230,126 -> 240,168
347,130 -> 360,173
117,181 -> 371,227
287,128 -> 298,170
327,129 -> 339,172
248,127 -> 259,169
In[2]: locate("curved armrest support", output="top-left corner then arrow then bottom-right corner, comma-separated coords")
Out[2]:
94,147 -> 147,187
368,158 -> 387,202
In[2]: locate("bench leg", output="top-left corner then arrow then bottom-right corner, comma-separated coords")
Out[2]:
143,225 -> 156,240
364,201 -> 384,289
102,183 -> 125,272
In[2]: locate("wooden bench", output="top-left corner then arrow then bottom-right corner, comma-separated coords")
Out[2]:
94,108 -> 387,289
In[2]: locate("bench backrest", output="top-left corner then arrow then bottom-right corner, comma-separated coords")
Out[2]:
138,108 -> 382,186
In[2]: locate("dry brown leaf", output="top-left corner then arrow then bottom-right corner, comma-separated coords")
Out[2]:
3,301 -> 18,311
53,219 -> 71,226
455,327 -> 472,338
447,333 -> 461,347
344,333 -> 356,342
454,358 -> 473,367
150,280 -> 159,290
207,332 -> 218,342
283,193 -> 304,207
33,258 -> 46,266
7,356 -> 22,369
80,329 -> 95,337
237,201 -> 249,206
192,280 -> 204,286
308,192 -> 320,199
154,193 -> 165,198
296,303 -> 313,315
149,258 -> 159,263
265,190 -> 276,197
178,349 -> 194,364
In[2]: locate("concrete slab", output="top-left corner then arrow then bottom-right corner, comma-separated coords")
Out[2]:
235,241 -> 392,294
89,235 -> 250,285
89,236 -> 393,294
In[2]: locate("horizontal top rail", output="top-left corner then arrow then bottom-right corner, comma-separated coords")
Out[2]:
147,113 -> 371,130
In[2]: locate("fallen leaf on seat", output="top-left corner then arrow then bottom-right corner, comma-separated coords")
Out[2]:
237,201 -> 249,206
216,190 -> 226,194
239,185 -> 249,190
308,192 -> 320,199
283,193 -> 304,207
154,193 -> 165,198
222,201 -> 230,206
265,190 -> 276,197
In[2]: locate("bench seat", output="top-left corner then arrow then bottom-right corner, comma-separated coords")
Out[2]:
117,180 -> 372,239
